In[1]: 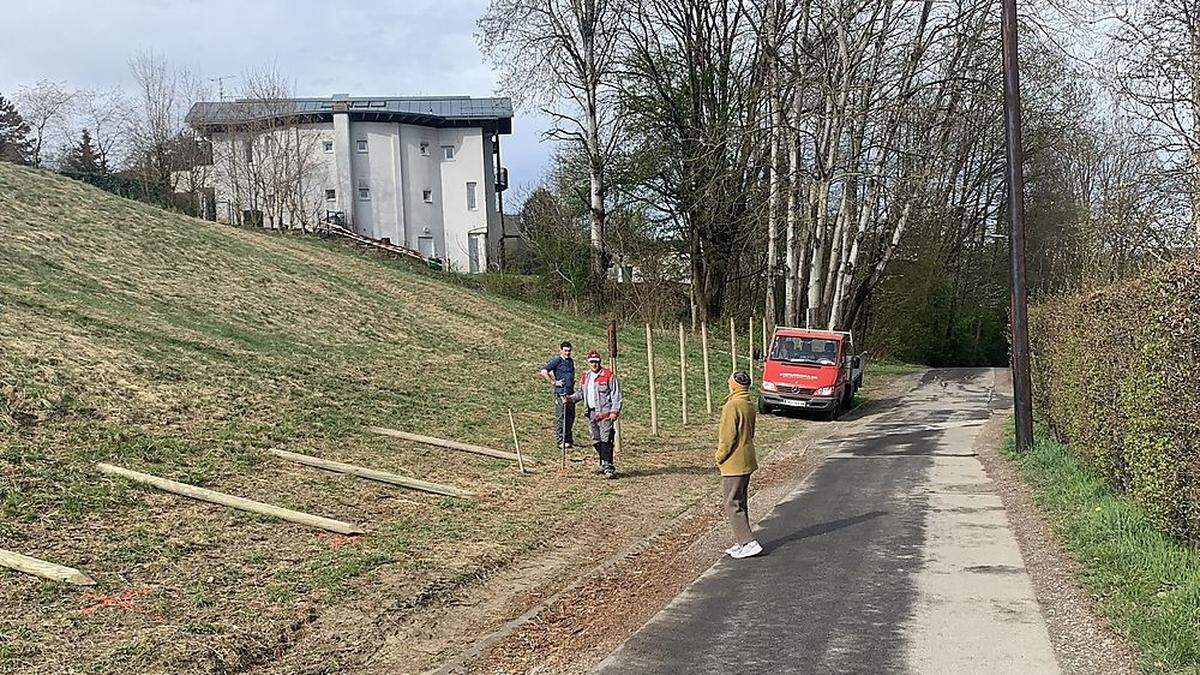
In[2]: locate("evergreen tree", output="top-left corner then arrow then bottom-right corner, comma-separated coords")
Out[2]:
63,128 -> 102,174
0,94 -> 33,165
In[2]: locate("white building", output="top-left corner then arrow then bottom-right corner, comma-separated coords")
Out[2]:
185,94 -> 513,273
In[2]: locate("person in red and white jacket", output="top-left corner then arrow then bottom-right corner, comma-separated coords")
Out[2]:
563,349 -> 623,478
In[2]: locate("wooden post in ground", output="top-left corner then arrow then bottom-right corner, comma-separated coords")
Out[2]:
97,463 -> 365,534
678,322 -> 688,426
762,314 -> 770,382
701,322 -> 713,414
748,315 -> 755,378
507,409 -> 526,474
729,316 -> 737,373
0,549 -> 95,586
645,323 -> 658,435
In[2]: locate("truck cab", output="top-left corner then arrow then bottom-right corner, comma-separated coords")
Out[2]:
759,327 -> 864,419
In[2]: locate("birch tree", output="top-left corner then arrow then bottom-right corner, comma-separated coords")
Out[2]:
478,0 -> 628,282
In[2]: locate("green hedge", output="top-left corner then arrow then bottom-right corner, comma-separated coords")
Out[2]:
1030,255 -> 1200,545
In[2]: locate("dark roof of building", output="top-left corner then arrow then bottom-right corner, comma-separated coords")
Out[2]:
186,95 -> 513,134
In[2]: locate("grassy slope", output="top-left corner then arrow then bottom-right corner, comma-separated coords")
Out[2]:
1007,435 -> 1200,673
0,163 -> 857,671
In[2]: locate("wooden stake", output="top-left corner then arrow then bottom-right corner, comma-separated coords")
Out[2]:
507,409 -> 526,474
269,449 -> 474,498
645,323 -> 658,435
730,316 -> 737,372
368,427 -> 532,464
97,463 -> 364,535
748,315 -> 755,376
701,322 -> 713,414
762,314 -> 770,382
611,353 -> 622,459
678,322 -> 688,426
0,549 -> 95,586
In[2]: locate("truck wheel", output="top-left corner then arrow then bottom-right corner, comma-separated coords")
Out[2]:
758,398 -> 771,415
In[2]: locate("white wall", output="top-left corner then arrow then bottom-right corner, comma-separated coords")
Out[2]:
399,124 -> 444,257
349,121 -> 404,243
439,127 -> 488,272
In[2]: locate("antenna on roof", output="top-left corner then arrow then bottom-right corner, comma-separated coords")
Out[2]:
210,75 -> 238,101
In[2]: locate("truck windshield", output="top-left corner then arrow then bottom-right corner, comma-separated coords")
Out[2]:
770,337 -> 840,365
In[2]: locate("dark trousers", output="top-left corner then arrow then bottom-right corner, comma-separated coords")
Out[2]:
596,440 -> 614,466
723,474 -> 753,544
554,395 -> 575,445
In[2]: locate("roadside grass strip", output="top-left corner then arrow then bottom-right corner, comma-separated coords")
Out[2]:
1006,435 -> 1200,673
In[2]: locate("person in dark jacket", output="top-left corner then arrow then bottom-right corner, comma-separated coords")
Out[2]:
715,370 -> 761,558
540,342 -> 576,449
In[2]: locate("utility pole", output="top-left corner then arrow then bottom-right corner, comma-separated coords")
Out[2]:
1001,0 -> 1034,452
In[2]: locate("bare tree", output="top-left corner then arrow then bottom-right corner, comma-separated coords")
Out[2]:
15,80 -> 76,167
1107,0 -> 1200,239
75,87 -> 133,174
478,0 -> 629,282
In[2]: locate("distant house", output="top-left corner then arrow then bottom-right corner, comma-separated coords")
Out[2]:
185,94 -> 513,273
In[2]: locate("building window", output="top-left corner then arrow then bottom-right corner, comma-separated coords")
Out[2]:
423,189 -> 433,203
420,142 -> 430,156
358,180 -> 371,201
356,139 -> 368,153
322,140 -> 333,153
325,189 -> 336,201
244,140 -> 253,164
466,181 -> 477,210
441,145 -> 455,160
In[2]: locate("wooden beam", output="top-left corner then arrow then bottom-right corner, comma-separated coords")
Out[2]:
269,449 -> 474,499
368,427 -> 533,464
96,463 -> 364,535
0,549 -> 95,586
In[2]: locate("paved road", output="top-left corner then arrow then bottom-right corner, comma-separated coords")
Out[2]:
597,368 -> 1058,674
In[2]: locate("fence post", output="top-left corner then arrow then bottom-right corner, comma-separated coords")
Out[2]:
645,323 -> 658,435
679,322 -> 688,426
701,323 -> 713,414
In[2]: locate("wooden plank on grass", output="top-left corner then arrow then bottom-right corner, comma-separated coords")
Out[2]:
269,449 -> 474,499
96,463 -> 364,535
0,549 -> 95,586
368,427 -> 533,464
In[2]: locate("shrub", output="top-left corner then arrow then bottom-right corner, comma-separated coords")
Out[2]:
1029,254 -> 1200,544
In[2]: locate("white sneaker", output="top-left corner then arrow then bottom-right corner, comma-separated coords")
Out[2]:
730,540 -> 762,559
724,543 -> 742,556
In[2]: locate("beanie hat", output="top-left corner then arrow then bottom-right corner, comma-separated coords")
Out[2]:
732,371 -> 752,387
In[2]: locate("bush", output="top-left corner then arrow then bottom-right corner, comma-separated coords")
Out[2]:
1029,254 -> 1200,544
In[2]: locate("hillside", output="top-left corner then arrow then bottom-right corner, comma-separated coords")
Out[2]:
0,163 -> 826,672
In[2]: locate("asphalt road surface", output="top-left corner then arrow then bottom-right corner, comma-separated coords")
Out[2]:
597,368 -> 1058,674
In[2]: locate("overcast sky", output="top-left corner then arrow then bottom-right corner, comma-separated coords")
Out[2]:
0,0 -> 553,199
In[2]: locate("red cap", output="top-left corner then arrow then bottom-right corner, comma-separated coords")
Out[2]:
586,349 -> 602,362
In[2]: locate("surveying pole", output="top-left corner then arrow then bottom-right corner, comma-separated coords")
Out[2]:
1001,0 -> 1035,452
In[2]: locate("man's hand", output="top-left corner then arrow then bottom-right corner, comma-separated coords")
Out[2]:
561,395 -> 574,405
607,411 -> 620,420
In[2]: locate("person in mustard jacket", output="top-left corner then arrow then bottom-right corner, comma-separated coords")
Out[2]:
715,370 -> 761,558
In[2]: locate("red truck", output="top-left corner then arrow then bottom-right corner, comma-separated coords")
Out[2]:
758,327 -> 864,419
